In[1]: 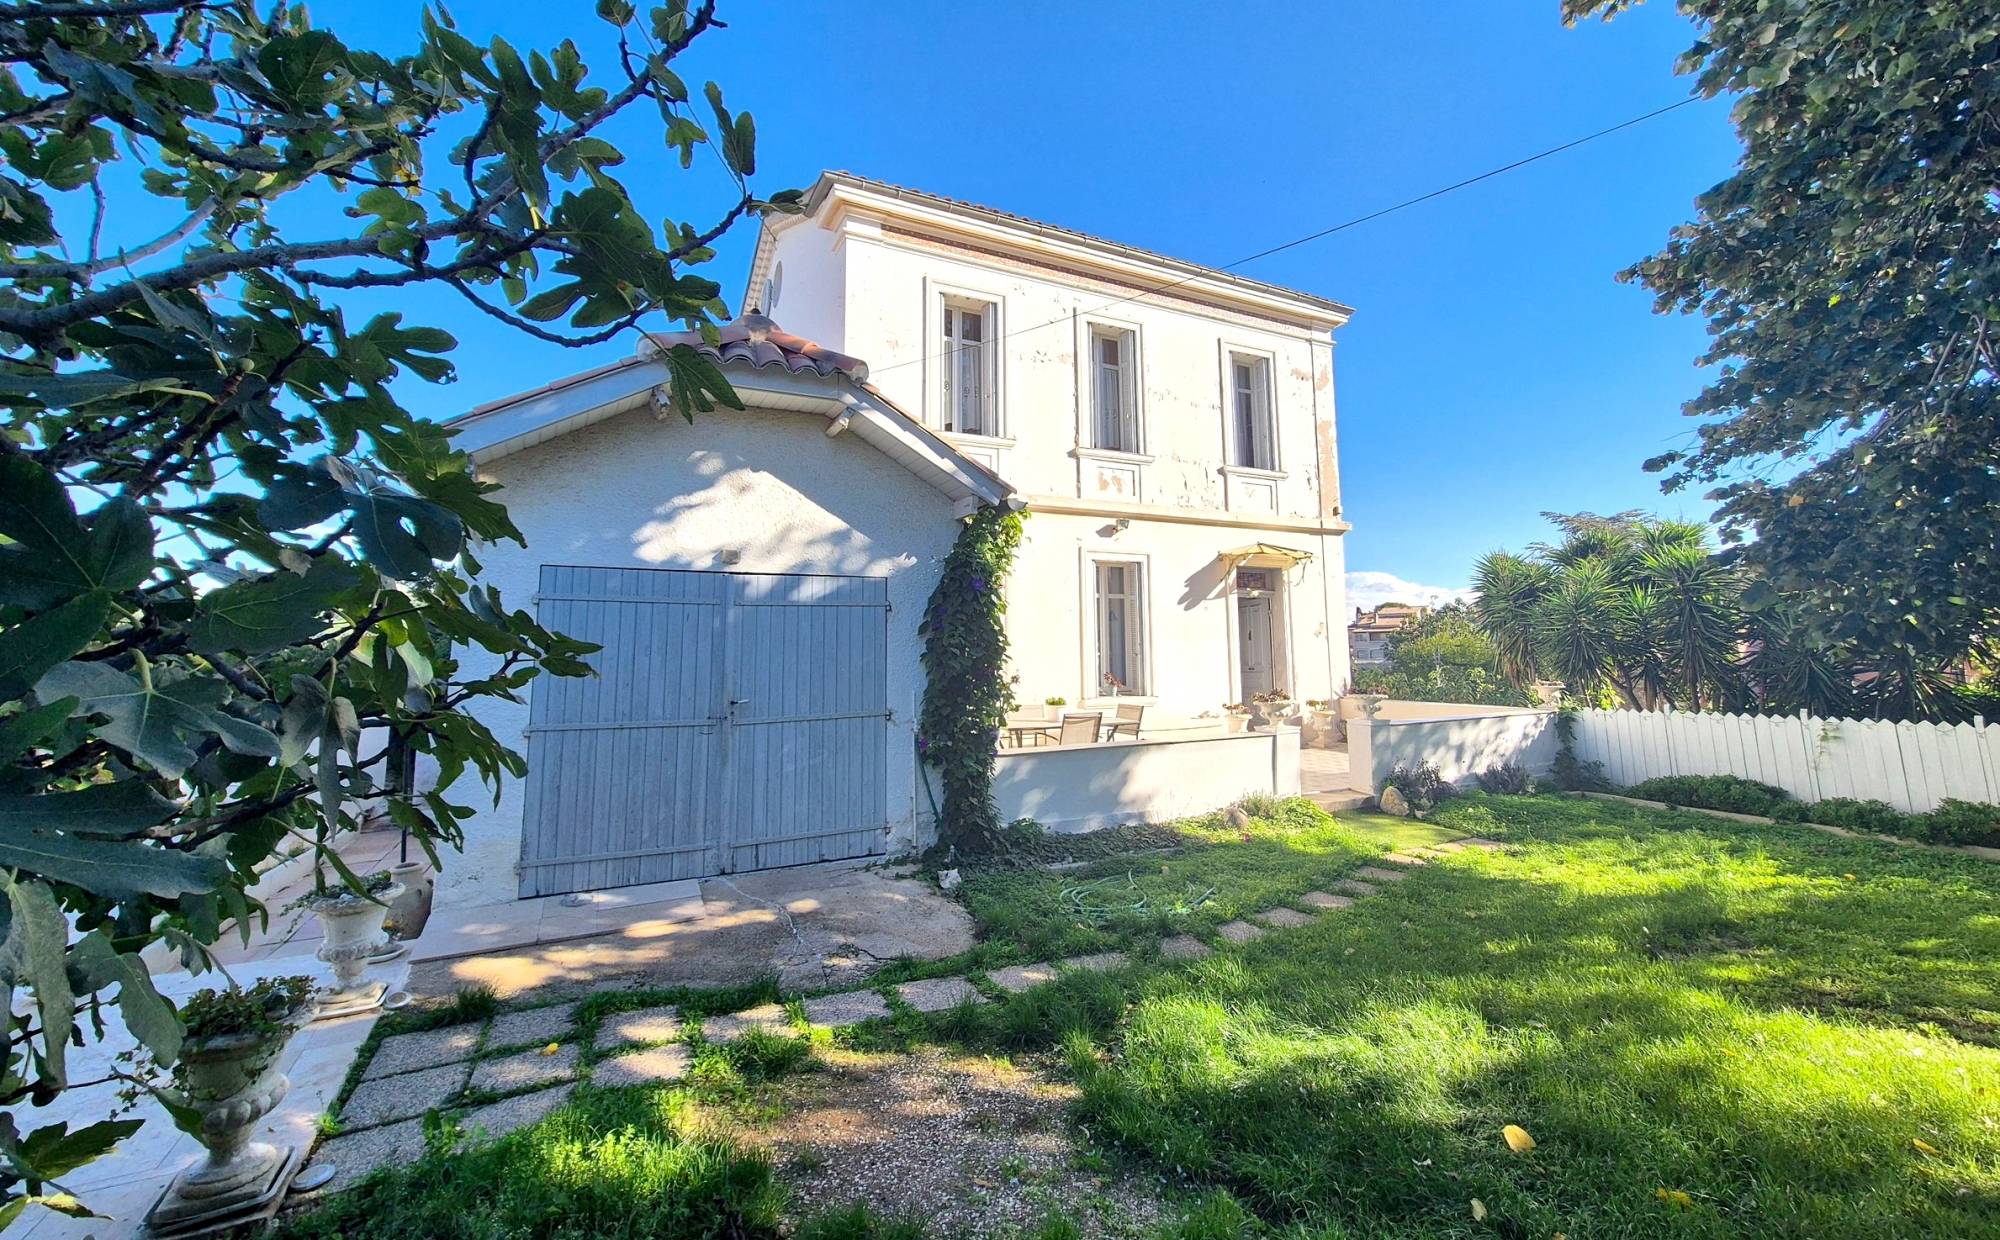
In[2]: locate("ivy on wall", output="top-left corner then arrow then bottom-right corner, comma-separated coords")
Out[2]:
918,504 -> 1025,855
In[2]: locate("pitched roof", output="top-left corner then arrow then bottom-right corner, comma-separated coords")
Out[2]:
641,312 -> 869,382
749,171 -> 1353,326
446,315 -> 1012,510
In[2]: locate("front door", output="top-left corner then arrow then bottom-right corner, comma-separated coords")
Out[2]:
518,565 -> 890,897
1238,594 -> 1274,698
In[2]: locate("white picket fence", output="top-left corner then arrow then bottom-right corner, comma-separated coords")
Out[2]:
1570,708 -> 2000,813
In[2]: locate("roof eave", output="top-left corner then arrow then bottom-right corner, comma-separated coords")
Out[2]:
809,172 -> 1354,330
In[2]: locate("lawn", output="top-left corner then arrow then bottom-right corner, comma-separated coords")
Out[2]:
1013,794 -> 2000,1238
278,793 -> 2000,1239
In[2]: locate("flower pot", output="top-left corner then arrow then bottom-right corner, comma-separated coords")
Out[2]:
1225,713 -> 1251,734
309,885 -> 401,1018
372,861 -> 435,962
147,1013 -> 309,1234
1307,709 -> 1339,748
1248,699 -> 1298,729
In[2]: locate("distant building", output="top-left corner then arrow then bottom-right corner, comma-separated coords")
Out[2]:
1349,603 -> 1430,670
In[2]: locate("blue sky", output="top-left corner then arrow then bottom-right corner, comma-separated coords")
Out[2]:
306,1 -> 1743,605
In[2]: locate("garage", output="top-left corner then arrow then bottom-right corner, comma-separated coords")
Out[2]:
517,564 -> 892,897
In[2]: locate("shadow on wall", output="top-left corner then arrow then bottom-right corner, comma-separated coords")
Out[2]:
626,448 -> 924,579
1177,557 -> 1231,612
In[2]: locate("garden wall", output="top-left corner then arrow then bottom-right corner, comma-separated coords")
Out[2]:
1570,709 -> 2000,814
1346,708 -> 1557,795
993,729 -> 1301,833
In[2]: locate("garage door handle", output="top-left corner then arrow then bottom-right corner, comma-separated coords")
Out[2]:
729,698 -> 751,706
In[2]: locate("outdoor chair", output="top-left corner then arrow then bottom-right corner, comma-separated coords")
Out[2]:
1106,703 -> 1144,740
1057,712 -> 1102,745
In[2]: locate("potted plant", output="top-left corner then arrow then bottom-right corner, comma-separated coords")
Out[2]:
1248,690 -> 1298,729
1303,699 -> 1338,746
1041,695 -> 1068,721
303,869 -> 402,1016
147,977 -> 316,1233
1223,703 -> 1253,734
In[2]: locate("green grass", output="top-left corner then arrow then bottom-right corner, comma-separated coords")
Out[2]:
1024,793 -> 2000,1238
283,794 -> 2000,1239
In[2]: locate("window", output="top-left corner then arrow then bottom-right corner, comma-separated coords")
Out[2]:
1229,353 -> 1275,470
1090,327 -> 1140,453
941,297 -> 996,436
1093,560 -> 1146,695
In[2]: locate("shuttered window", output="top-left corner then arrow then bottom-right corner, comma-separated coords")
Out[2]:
1093,560 -> 1146,695
1091,327 -> 1140,452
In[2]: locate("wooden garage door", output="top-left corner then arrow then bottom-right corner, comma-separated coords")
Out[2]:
518,565 -> 890,897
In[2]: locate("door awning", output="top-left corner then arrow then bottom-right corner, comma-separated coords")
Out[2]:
1221,542 -> 1314,568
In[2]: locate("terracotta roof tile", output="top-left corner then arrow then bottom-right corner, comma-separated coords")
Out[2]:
641,313 -> 868,382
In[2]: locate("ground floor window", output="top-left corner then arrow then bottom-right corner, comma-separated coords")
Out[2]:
1092,559 -> 1147,695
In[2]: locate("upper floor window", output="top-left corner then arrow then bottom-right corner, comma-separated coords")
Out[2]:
1091,326 -> 1140,453
942,297 -> 997,436
1229,353 -> 1275,470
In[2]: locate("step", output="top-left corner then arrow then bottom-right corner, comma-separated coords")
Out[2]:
1309,790 -> 1374,813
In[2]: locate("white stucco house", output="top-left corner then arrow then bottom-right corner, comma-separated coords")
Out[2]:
438,172 -> 1352,906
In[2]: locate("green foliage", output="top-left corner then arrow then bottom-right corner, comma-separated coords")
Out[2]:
177,976 -> 315,1046
1353,602 -> 1534,707
1551,705 -> 1611,791
1474,761 -> 1533,795
1628,774 -> 2000,847
917,506 -> 1024,855
1566,1 -> 2000,713
1380,760 -> 1456,814
0,0 -> 790,1216
1627,773 -> 1794,816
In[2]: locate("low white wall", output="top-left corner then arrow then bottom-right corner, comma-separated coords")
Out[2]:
1347,709 -> 1556,795
994,729 -> 1301,833
1369,699 -> 1540,722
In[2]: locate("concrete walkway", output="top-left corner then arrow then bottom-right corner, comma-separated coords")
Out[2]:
408,859 -> 978,1002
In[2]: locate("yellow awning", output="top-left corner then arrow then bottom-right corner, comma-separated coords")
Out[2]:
1221,542 -> 1314,568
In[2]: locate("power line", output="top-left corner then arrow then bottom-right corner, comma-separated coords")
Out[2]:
867,95 -> 1701,378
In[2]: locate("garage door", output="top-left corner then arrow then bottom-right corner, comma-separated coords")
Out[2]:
517,565 -> 890,897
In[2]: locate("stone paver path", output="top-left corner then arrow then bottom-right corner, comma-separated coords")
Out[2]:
1251,907 -> 1316,929
1059,951 -> 1129,972
896,976 -> 987,1012
1217,919 -> 1265,944
986,962 -> 1058,993
470,1043 -> 580,1094
803,989 -> 892,1026
594,1045 -> 690,1089
461,1082 -> 576,1140
310,837 -> 1509,1203
363,1024 -> 481,1080
703,1002 -> 795,1042
1299,891 -> 1354,911
486,1001 -> 579,1049
596,1004 -> 682,1049
342,1060 -> 468,1127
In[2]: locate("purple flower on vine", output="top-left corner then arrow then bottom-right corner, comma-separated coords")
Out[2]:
969,576 -> 987,592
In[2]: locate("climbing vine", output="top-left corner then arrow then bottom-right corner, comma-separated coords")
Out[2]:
918,505 -> 1025,855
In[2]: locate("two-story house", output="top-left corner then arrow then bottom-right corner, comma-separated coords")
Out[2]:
436,174 -> 1352,906
750,173 -> 1354,723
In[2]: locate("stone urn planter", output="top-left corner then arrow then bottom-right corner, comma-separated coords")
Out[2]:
372,859 -> 435,963
1247,695 -> 1299,730
308,882 -> 402,1017
1223,707 -> 1252,734
147,978 -> 314,1236
1304,702 -> 1339,747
